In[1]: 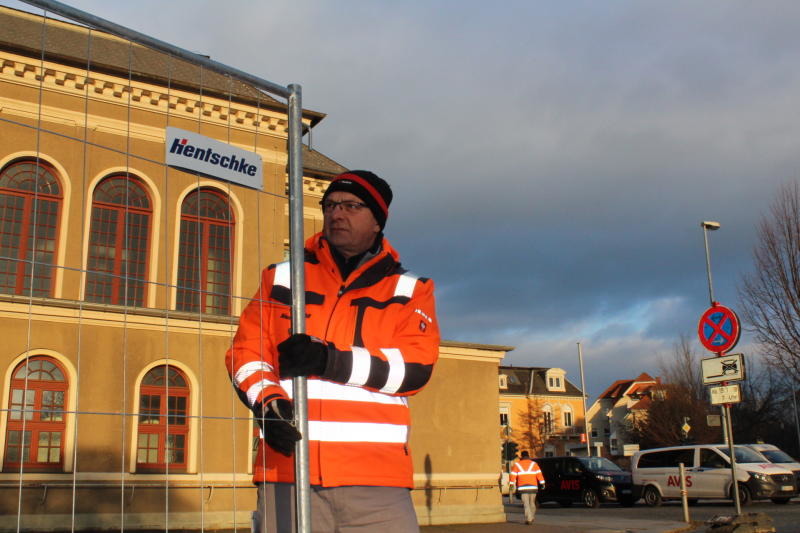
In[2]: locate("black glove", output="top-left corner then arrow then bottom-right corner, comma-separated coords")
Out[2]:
255,398 -> 301,457
278,334 -> 328,378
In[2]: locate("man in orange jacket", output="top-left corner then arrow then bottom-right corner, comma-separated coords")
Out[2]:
226,170 -> 440,532
510,451 -> 546,525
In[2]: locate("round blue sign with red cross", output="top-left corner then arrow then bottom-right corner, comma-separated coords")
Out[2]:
697,303 -> 741,353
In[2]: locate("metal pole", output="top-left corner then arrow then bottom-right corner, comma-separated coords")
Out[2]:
701,222 -> 739,514
679,462 -> 690,523
725,404 -> 741,515
504,424 -> 513,505
702,222 -> 728,444
577,342 -> 591,457
702,225 -> 715,306
719,407 -> 729,445
20,0 -> 292,98
287,84 -> 311,533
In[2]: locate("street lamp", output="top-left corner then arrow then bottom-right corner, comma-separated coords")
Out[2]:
701,220 -> 727,446
701,221 -> 720,305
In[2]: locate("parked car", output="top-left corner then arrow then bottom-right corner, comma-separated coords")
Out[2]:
744,443 -> 800,489
535,456 -> 637,508
632,444 -> 796,507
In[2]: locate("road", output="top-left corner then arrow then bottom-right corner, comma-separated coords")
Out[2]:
533,499 -> 800,532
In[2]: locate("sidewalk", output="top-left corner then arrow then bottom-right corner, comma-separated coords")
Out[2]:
421,503 -> 699,533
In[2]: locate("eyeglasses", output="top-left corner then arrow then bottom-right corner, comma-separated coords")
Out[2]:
319,200 -> 368,213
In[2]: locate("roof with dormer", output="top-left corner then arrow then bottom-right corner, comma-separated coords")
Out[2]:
499,365 -> 583,397
596,372 -> 658,400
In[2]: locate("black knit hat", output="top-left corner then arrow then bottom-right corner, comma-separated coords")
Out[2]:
323,170 -> 393,229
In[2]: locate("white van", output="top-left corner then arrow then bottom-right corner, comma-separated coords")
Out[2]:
631,444 -> 796,506
745,443 -> 800,489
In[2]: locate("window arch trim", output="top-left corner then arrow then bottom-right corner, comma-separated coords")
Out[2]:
0,350 -> 77,472
129,359 -> 199,474
170,182 -> 244,315
0,159 -> 62,196
0,153 -> 72,299
82,168 -> 162,308
562,405 -> 574,428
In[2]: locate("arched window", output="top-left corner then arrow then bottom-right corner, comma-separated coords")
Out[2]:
541,404 -> 553,435
4,356 -> 67,471
563,406 -> 574,428
85,174 -> 151,306
176,188 -> 233,315
136,365 -> 189,472
0,159 -> 62,297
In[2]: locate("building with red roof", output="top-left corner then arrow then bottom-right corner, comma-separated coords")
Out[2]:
585,373 -> 663,458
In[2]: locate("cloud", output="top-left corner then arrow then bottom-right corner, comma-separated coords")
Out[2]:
8,0 -> 800,397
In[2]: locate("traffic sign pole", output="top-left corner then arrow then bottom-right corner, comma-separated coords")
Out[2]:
699,223 -> 741,515
724,397 -> 741,514
697,309 -> 742,515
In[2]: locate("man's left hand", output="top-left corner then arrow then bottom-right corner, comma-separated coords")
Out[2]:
278,334 -> 328,377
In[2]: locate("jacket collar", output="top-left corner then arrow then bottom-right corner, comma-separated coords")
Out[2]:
307,232 -> 402,289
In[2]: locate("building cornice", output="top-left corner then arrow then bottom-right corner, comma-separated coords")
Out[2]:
0,51 -> 306,136
0,297 -> 238,337
439,342 -> 509,363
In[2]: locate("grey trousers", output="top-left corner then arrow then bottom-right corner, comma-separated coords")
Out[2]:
520,491 -> 538,523
253,483 -> 419,533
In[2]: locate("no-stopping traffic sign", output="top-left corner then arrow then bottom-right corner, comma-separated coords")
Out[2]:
698,303 -> 740,353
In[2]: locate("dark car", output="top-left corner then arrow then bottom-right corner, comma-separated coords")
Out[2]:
535,456 -> 637,508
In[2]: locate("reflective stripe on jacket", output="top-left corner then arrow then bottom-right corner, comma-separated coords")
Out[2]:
225,233 -> 440,488
510,459 -> 545,491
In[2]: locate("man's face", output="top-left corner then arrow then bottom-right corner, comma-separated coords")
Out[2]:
322,191 -> 381,258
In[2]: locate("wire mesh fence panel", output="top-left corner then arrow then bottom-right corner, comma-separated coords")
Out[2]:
0,3 -> 316,531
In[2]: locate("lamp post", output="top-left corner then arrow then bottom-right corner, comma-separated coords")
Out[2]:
700,220 -> 741,515
577,342 -> 591,457
701,221 -> 720,305
701,221 -> 727,446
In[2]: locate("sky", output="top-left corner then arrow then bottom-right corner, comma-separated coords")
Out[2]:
5,0 -> 800,400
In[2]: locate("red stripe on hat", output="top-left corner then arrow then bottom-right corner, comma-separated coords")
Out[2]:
334,173 -> 389,216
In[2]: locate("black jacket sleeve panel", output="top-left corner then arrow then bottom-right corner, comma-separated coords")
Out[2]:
322,345 -> 435,395
320,276 -> 439,397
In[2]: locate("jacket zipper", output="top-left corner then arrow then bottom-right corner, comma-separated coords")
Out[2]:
316,245 -> 385,485
318,282 -> 346,486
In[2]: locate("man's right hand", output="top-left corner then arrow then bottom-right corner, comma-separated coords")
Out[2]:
255,398 -> 302,456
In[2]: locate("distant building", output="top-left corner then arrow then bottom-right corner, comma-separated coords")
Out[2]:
586,372 -> 663,457
498,366 -> 587,461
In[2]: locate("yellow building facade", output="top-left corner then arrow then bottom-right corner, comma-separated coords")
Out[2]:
499,366 -> 588,462
0,6 -> 510,530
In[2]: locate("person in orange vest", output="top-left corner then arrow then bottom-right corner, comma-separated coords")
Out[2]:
510,451 -> 546,525
226,171 -> 440,532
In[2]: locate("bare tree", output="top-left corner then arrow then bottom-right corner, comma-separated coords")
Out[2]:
513,396 -> 547,456
731,364 -> 791,446
629,382 -> 719,448
740,181 -> 800,381
627,335 -> 719,448
641,335 -> 795,449
658,334 -> 705,402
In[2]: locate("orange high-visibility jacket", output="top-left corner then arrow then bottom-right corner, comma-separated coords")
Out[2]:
510,459 -> 545,491
225,233 -> 440,488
